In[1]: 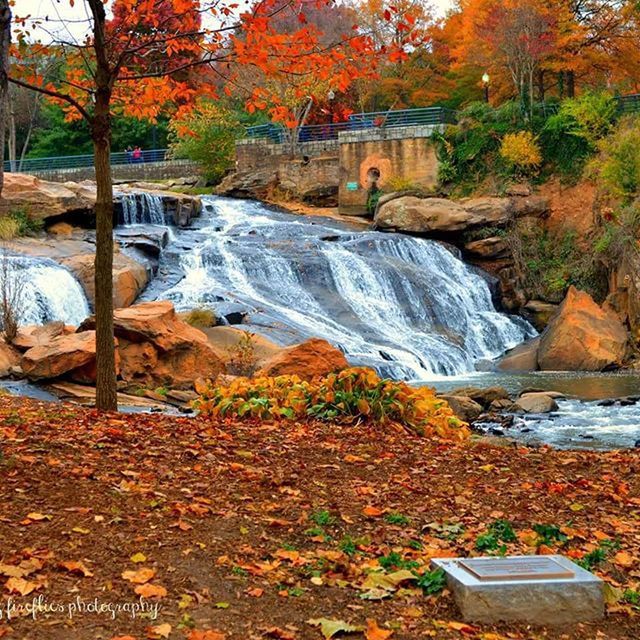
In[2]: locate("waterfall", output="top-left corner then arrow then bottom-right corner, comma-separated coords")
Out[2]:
118,192 -> 166,226
1,256 -> 90,326
147,196 -> 536,380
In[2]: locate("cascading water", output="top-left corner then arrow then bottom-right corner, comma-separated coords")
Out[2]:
2,256 -> 90,326
143,196 -> 536,380
119,192 -> 167,226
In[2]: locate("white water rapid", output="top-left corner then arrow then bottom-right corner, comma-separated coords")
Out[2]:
3,256 -> 90,326
119,192 -> 166,226
143,196 -> 536,380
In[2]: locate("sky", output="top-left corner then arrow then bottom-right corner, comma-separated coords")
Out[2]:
16,0 -> 456,43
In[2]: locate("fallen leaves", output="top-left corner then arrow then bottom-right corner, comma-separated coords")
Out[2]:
365,618 -> 394,639
135,583 -> 168,599
308,618 -> 362,639
59,560 -> 94,577
122,567 -> 156,584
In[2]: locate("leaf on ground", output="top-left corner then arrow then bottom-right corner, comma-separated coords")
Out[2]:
308,618 -> 362,639
147,623 -> 172,639
365,619 -> 394,639
122,568 -> 156,584
613,551 -> 635,567
60,561 -> 94,577
362,506 -> 384,517
22,512 -> 52,524
135,583 -> 167,599
447,621 -> 477,633
130,552 -> 147,564
361,569 -> 416,592
5,577 -> 41,596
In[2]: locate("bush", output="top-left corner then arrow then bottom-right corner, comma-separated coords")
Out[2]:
500,132 -> 542,176
226,331 -> 259,377
195,367 -> 469,440
0,209 -> 43,240
182,307 -> 217,328
168,100 -> 241,184
540,92 -> 617,177
589,116 -> 640,203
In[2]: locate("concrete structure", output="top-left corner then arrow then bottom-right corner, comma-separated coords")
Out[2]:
230,124 -> 442,213
432,555 -> 604,624
12,159 -> 199,184
338,125 -> 442,216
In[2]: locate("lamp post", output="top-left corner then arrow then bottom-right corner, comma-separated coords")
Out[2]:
482,73 -> 490,103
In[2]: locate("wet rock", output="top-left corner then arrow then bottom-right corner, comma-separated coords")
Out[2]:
464,237 -> 511,260
61,252 -> 148,309
375,196 -> 514,234
497,338 -> 540,372
12,322 -> 69,351
521,300 -> 558,331
489,398 -> 514,412
538,286 -> 628,371
256,338 -> 348,380
447,386 -> 511,409
513,392 -> 559,414
439,395 -> 483,423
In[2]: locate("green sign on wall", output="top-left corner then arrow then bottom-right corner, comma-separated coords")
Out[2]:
346,181 -> 359,191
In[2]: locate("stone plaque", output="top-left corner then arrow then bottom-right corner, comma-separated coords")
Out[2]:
459,556 -> 574,582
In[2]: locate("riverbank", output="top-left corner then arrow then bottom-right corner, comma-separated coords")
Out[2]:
0,393 -> 638,639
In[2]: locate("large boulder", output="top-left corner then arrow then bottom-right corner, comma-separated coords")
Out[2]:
61,252 -> 148,308
497,337 -> 540,372
12,321 -> 69,351
0,341 -> 20,376
446,386 -> 510,409
438,395 -> 483,422
79,301 -> 226,388
2,174 -> 95,220
255,338 -> 348,380
22,331 -> 98,380
537,286 -> 628,371
374,196 -> 514,234
513,392 -> 558,414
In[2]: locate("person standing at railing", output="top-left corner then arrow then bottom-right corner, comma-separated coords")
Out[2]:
133,146 -> 143,163
126,146 -> 133,163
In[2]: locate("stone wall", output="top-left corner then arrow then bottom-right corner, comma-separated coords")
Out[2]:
338,125 -> 442,216
20,159 -> 199,184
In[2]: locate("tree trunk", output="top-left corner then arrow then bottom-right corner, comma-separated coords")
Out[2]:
92,93 -> 118,412
566,70 -> 575,98
0,0 -> 11,199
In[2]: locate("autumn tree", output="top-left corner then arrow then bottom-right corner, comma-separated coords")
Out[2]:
10,0 -> 387,411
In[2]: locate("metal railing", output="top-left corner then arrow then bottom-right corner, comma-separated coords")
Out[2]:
3,148 -> 170,173
246,107 -> 457,144
618,93 -> 640,114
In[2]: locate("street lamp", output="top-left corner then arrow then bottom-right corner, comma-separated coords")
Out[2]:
482,73 -> 490,103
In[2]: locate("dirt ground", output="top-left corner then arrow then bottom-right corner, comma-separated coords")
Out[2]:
0,394 -> 638,640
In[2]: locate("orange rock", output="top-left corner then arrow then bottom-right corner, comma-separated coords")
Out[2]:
22,331 -> 98,380
537,286 -> 628,371
255,338 -> 348,380
12,322 -> 67,351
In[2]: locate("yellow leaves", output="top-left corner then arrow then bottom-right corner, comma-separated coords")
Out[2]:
500,131 -> 542,169
122,567 -> 156,584
21,512 -> 52,525
307,618 -> 362,639
613,551 -> 636,567
195,367 -> 469,441
130,552 -> 147,563
5,576 -> 43,595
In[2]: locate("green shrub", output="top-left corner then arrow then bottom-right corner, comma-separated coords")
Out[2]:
0,209 -> 43,240
182,307 -> 217,328
540,92 -> 617,178
589,116 -> 640,202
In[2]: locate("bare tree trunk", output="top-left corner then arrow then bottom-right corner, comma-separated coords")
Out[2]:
566,70 -> 575,98
90,0 -> 118,412
0,0 -> 11,198
7,99 -> 15,171
92,93 -> 118,412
